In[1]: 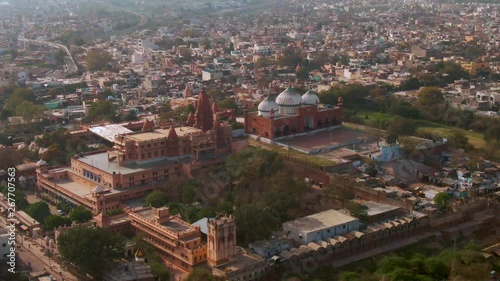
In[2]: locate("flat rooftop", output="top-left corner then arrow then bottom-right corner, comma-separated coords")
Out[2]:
126,127 -> 202,142
275,127 -> 370,151
356,200 -> 401,217
215,253 -> 264,273
89,124 -> 133,143
133,208 -> 195,234
283,209 -> 358,233
77,152 -> 191,175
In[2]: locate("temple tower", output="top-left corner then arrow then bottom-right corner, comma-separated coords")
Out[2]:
207,216 -> 236,267
194,89 -> 213,132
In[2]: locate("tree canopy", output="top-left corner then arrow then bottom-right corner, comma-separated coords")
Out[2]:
44,215 -> 72,231
57,225 -> 125,278
69,206 -> 93,223
387,115 -> 417,136
434,192 -> 452,210
15,101 -> 45,123
5,88 -> 37,111
85,49 -> 113,71
25,201 -> 51,223
145,190 -> 169,208
85,100 -> 118,122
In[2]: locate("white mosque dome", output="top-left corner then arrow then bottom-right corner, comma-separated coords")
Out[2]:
258,96 -> 280,118
92,186 -> 104,193
276,87 -> 302,115
302,89 -> 320,105
36,159 -> 48,166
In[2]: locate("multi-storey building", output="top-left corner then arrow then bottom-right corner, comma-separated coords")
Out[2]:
37,90 -> 232,214
128,207 -> 207,270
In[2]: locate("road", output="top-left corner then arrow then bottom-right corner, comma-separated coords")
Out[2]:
0,216 -> 78,281
18,33 -> 79,74
90,0 -> 148,26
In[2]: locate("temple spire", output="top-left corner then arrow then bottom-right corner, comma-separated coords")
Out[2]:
194,88 -> 214,132
167,126 -> 178,140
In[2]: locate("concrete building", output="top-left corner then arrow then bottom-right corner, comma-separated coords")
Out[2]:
128,207 -> 207,271
202,69 -> 224,81
282,209 -> 360,244
0,229 -> 10,261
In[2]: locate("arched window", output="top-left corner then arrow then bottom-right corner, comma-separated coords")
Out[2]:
283,125 -> 290,135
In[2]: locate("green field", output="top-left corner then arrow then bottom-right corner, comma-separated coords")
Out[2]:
355,110 -> 486,148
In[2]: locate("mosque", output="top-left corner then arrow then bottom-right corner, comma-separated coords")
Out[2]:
244,86 -> 343,139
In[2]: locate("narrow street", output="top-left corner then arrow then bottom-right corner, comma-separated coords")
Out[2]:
0,217 -> 78,281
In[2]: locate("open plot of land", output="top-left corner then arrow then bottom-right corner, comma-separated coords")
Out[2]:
276,127 -> 373,151
248,139 -> 336,167
415,120 -> 486,148
355,110 -> 486,148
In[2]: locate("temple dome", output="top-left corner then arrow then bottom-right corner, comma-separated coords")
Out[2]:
258,96 -> 280,118
92,186 -> 104,193
276,87 -> 302,115
302,89 -> 320,105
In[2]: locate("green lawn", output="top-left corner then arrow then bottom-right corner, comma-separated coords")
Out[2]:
415,120 -> 485,148
354,110 -> 486,148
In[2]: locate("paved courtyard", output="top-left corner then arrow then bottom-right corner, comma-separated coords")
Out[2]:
276,127 -> 372,151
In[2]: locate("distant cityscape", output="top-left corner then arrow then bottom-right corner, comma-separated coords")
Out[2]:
0,0 -> 499,281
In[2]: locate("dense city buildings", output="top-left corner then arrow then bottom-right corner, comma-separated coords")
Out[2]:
0,0 -> 500,280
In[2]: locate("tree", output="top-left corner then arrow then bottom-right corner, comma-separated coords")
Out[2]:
385,268 -> 415,281
399,136 -> 421,157
42,144 -> 66,165
388,115 -> 417,136
322,174 -> 358,207
345,201 -> 368,223
416,87 -> 445,108
178,47 -> 192,62
44,215 -> 72,231
235,204 -> 280,246
448,130 -> 471,150
378,256 -> 410,273
181,183 -> 196,204
484,121 -> 500,144
57,225 -> 125,278
145,190 -> 168,208
86,100 -> 118,122
5,88 -> 37,111
15,101 -> 45,123
54,49 -> 66,66
255,57 -> 271,68
386,132 -> 399,145
56,201 -> 72,214
415,87 -> 447,120
85,49 -> 113,71
219,98 -> 238,111
0,186 -> 28,210
208,89 -> 228,100
434,192 -> 451,210
226,148 -> 284,187
423,257 -> 448,280
185,268 -> 223,281
25,201 -> 51,223
340,271 -> 360,281
69,206 -> 93,223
